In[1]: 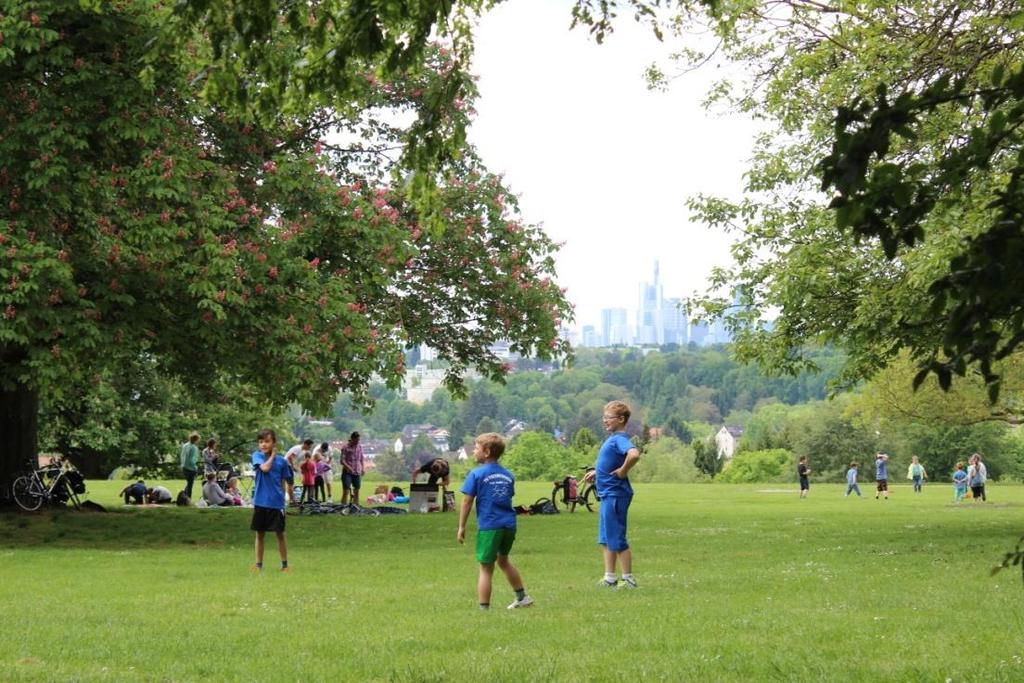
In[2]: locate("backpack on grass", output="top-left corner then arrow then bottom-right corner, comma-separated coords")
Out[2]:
530,498 -> 558,515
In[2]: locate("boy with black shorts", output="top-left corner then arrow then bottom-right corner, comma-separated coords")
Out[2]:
251,428 -> 293,572
874,452 -> 890,500
457,433 -> 533,610
797,455 -> 811,498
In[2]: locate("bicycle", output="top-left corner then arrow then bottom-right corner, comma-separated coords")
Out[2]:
339,502 -> 381,517
551,467 -> 600,513
12,458 -> 87,512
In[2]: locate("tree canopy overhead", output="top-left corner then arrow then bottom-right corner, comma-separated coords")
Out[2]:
645,0 -> 1024,398
0,0 -> 573,485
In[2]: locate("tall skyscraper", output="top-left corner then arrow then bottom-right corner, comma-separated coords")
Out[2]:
601,308 -> 629,346
689,320 -> 710,346
636,260 -> 664,345
581,325 -> 598,348
662,297 -> 688,345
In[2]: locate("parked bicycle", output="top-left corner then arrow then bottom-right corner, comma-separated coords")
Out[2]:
551,467 -> 600,513
12,457 -> 87,512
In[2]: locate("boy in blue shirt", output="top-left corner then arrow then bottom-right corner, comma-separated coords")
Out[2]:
845,462 -> 862,497
250,428 -> 294,572
952,462 -> 968,502
585,400 -> 641,588
457,433 -> 533,610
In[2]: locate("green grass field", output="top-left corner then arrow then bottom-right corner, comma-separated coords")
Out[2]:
2,480 -> 1023,682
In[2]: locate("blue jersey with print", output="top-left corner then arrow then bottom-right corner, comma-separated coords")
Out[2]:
953,470 -> 968,487
460,462 -> 516,531
596,432 -> 635,498
846,468 -> 858,485
875,458 -> 888,480
252,450 -> 293,510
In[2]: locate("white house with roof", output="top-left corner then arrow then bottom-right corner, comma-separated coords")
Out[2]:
715,425 -> 744,460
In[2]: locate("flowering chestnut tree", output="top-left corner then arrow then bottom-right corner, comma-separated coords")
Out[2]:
0,2 -> 571,486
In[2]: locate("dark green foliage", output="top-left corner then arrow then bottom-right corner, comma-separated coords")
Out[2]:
692,439 -> 721,479
821,64 -> 1024,399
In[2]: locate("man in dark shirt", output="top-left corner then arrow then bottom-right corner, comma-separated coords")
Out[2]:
797,456 -> 810,498
413,458 -> 450,488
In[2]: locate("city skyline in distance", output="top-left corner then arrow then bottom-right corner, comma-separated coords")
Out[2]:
469,2 -> 759,339
573,260 -> 733,348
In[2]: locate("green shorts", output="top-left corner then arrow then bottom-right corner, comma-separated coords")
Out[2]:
476,527 -> 516,563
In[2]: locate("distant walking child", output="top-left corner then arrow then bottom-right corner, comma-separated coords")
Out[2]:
797,456 -> 811,498
907,456 -> 928,493
952,462 -> 968,502
300,452 -> 316,504
875,452 -> 890,500
313,452 -> 328,502
967,453 -> 988,502
585,400 -> 641,589
845,462 -> 862,497
457,433 -> 533,610
251,428 -> 293,572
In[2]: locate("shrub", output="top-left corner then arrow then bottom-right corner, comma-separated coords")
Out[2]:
717,449 -> 793,483
630,437 -> 705,483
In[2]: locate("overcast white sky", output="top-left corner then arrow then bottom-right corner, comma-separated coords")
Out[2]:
468,1 -> 759,333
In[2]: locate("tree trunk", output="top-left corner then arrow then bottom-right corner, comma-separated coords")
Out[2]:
0,382 -> 38,501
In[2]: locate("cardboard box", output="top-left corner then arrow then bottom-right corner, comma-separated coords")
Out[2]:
409,483 -> 439,513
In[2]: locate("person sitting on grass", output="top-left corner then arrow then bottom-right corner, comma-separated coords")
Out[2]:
202,472 -> 234,507
457,432 -> 533,610
120,480 -> 146,505
251,428 -> 292,572
226,477 -> 245,506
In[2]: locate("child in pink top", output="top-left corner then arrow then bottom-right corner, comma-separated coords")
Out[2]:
314,453 -> 329,502
300,453 -> 317,504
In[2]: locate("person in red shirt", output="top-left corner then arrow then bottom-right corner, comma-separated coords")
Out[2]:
300,452 -> 317,504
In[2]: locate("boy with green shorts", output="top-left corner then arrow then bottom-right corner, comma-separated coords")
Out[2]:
457,433 -> 533,610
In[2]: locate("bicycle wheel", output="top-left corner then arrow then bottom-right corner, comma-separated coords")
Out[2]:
550,484 -> 562,511
580,484 -> 600,513
12,476 -> 44,512
341,504 -> 379,516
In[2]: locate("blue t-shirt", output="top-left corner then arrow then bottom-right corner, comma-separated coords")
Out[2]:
252,450 -> 293,510
460,462 -> 516,531
875,458 -> 888,480
846,468 -> 858,485
595,432 -> 635,498
953,470 -> 968,487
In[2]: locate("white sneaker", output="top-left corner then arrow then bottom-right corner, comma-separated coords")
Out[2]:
618,576 -> 638,589
598,578 -> 618,588
507,595 -> 535,609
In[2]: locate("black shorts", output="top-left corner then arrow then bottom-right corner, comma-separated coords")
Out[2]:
799,478 -> 809,491
971,485 -> 985,499
250,506 -> 286,533
876,479 -> 888,491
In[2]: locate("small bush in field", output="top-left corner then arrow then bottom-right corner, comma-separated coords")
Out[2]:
717,448 -> 793,483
